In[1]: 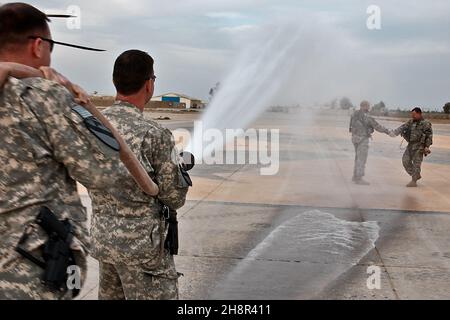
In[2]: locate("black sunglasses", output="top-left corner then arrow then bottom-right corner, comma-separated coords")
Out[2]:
28,36 -> 106,52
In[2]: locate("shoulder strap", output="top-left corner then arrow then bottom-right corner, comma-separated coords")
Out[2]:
71,104 -> 120,151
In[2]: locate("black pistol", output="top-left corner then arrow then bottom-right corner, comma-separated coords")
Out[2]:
16,207 -> 78,294
37,207 -> 76,292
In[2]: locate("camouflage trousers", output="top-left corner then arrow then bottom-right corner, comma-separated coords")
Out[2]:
98,251 -> 179,300
402,145 -> 424,180
352,137 -> 370,180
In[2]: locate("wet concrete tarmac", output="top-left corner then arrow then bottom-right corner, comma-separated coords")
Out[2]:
78,109 -> 450,300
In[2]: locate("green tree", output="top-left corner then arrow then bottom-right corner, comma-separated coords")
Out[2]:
371,101 -> 388,116
339,97 -> 353,110
443,102 -> 450,114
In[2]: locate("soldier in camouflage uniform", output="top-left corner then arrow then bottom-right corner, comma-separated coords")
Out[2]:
0,3 -> 128,299
349,100 -> 391,185
88,50 -> 190,300
391,107 -> 433,187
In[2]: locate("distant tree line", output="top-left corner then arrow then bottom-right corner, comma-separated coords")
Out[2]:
327,97 -> 450,116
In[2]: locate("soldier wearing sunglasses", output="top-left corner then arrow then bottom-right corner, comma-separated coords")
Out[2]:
0,2 -> 152,299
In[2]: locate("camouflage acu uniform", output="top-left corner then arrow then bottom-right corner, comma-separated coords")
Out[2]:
88,101 -> 189,300
0,77 -> 123,299
349,110 -> 390,180
393,118 -> 433,180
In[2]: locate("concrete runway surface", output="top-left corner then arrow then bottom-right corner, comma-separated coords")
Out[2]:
78,109 -> 450,300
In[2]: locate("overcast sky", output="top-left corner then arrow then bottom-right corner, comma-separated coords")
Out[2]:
20,0 -> 450,109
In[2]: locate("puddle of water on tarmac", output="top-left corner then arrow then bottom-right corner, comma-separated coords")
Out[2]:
248,210 -> 379,263
212,210 -> 379,299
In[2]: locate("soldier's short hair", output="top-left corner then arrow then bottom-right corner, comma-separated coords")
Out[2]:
360,100 -> 370,108
0,3 -> 50,53
411,107 -> 422,114
113,50 -> 155,96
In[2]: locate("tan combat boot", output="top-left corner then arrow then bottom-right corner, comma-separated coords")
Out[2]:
355,179 -> 370,186
407,174 -> 422,187
406,179 -> 418,188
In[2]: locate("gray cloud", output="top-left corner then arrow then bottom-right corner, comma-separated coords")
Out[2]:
20,0 -> 450,108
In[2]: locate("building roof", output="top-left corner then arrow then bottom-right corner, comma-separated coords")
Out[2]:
152,92 -> 202,101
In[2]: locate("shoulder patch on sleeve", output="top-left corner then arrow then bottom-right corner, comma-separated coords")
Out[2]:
72,104 -> 120,151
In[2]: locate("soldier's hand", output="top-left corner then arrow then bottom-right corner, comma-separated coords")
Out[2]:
0,64 -> 11,89
71,83 -> 91,105
39,67 -> 90,105
39,66 -> 71,88
424,147 -> 431,156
